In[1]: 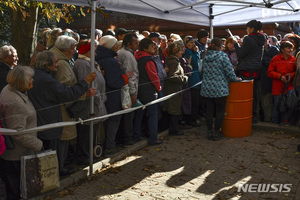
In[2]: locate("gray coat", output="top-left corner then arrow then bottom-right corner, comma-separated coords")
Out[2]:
0,85 -> 42,161
73,56 -> 107,124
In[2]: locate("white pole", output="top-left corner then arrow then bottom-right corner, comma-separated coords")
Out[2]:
89,0 -> 97,176
209,4 -> 214,39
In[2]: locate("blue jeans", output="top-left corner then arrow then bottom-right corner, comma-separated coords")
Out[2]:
133,104 -> 158,145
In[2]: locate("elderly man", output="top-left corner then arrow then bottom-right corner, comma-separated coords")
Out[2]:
28,50 -> 96,176
50,35 -> 95,175
0,45 -> 18,92
117,33 -> 139,146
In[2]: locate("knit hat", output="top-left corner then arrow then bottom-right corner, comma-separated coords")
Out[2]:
99,35 -> 118,49
78,42 -> 91,54
184,35 -> 195,45
197,29 -> 209,39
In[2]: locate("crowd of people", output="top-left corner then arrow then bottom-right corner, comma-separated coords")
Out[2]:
0,20 -> 300,199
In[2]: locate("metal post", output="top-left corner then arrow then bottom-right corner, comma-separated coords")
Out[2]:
209,4 -> 214,39
89,0 -> 97,176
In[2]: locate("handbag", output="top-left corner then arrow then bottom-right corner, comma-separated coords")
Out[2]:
286,69 -> 300,109
121,84 -> 132,109
20,150 -> 60,199
66,100 -> 85,118
0,116 -> 14,150
279,83 -> 288,113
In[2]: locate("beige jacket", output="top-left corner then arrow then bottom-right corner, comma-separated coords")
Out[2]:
0,85 -> 42,161
50,46 -> 81,140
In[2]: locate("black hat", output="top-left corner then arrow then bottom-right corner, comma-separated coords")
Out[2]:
115,28 -> 130,36
197,29 -> 209,39
106,30 -> 115,36
149,32 -> 163,39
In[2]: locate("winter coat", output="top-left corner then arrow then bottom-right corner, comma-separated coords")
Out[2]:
183,48 -> 201,89
294,51 -> 300,87
28,69 -> 89,140
267,53 -> 296,95
135,51 -> 161,104
152,55 -> 167,88
73,55 -> 107,124
51,46 -> 79,140
195,40 -> 207,59
163,55 -> 188,115
201,50 -> 239,98
95,45 -> 127,121
0,61 -> 10,92
0,85 -> 42,161
235,33 -> 265,72
260,45 -> 279,94
117,46 -> 139,96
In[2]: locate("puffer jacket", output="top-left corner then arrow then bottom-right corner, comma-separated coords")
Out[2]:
267,53 -> 296,95
201,50 -> 239,98
235,33 -> 265,72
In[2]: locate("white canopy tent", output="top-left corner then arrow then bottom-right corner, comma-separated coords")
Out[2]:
31,0 -> 300,175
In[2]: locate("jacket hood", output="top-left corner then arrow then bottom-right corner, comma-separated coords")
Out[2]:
134,50 -> 152,61
95,45 -> 117,60
203,50 -> 222,62
249,33 -> 265,47
165,55 -> 179,63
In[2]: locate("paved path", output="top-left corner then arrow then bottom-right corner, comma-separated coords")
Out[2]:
47,123 -> 300,200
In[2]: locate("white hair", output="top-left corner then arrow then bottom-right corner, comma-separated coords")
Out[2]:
55,35 -> 77,51
0,45 -> 17,60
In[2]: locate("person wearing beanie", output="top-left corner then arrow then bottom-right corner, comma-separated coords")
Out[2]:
195,29 -> 209,59
95,35 -> 133,157
73,40 -> 108,164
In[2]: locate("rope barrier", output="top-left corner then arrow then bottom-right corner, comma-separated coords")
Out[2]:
0,81 -> 201,135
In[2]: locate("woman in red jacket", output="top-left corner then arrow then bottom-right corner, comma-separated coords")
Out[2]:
267,41 -> 296,124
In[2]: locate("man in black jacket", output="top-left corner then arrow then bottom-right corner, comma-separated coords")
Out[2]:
0,45 -> 18,92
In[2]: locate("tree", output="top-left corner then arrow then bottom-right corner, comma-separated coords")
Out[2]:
0,1 -> 90,65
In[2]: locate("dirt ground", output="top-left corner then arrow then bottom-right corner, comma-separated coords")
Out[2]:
47,124 -> 300,200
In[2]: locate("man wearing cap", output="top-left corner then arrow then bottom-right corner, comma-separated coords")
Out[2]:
195,29 -> 209,59
115,28 -> 130,41
117,33 -> 139,146
149,32 -> 165,65
95,35 -> 133,156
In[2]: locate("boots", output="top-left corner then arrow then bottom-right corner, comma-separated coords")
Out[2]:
213,129 -> 224,141
207,129 -> 214,140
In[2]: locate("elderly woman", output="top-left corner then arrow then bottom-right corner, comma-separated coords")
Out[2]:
73,40 -> 107,164
268,41 -> 296,125
28,51 -> 96,176
223,36 -> 238,71
183,36 -> 201,127
163,41 -> 188,136
0,66 -> 43,200
50,35 -> 93,175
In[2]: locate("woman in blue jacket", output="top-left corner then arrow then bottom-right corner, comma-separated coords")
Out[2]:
201,38 -> 241,141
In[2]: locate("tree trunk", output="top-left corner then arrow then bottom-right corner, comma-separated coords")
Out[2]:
10,6 -> 39,66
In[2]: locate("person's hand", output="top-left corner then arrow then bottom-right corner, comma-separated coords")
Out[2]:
286,74 -> 291,82
131,94 -> 137,105
185,56 -> 192,65
165,67 -> 169,73
86,88 -> 96,97
237,77 -> 242,81
280,75 -> 288,83
193,44 -> 198,52
125,71 -> 133,79
85,72 -> 97,84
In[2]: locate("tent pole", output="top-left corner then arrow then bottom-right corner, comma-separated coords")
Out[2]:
209,4 -> 214,39
89,0 -> 97,176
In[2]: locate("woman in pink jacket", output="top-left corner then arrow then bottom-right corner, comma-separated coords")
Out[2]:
267,41 -> 296,124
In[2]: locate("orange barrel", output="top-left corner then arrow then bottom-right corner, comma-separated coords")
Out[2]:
221,80 -> 253,138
